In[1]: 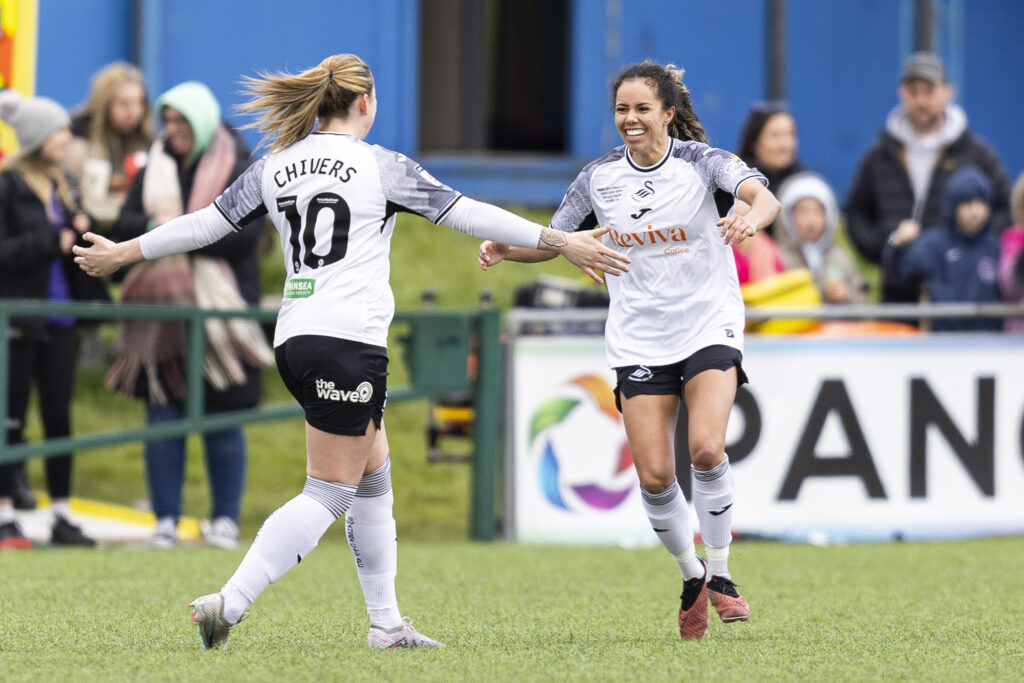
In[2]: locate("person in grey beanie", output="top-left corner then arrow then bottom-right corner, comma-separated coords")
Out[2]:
0,90 -> 109,548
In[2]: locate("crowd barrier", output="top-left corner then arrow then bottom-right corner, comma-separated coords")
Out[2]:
503,304 -> 1024,545
0,300 -> 502,541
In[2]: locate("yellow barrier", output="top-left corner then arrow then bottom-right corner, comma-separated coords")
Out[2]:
741,269 -> 822,334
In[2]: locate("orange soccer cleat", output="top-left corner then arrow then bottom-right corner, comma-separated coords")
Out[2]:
677,558 -> 709,639
706,575 -> 750,623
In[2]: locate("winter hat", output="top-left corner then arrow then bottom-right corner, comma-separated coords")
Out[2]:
156,81 -> 220,161
0,89 -> 70,155
940,165 -> 993,224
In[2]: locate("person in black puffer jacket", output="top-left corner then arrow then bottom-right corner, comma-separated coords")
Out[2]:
0,91 -> 110,548
845,52 -> 1011,305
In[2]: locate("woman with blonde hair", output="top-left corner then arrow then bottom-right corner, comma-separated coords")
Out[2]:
66,62 -> 153,227
75,53 -> 627,650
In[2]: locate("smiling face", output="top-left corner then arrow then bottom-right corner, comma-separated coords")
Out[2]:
161,107 -> 194,157
614,78 -> 674,166
753,112 -> 797,173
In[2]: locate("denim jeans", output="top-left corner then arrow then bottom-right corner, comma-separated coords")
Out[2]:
144,403 -> 247,523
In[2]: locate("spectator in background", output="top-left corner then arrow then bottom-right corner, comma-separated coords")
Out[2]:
65,62 -> 153,231
998,171 -> 1024,332
736,101 -> 801,236
776,172 -> 867,304
65,63 -> 153,370
846,52 -> 1011,304
731,219 -> 785,285
0,91 -> 109,548
885,165 -> 1001,331
111,81 -> 272,549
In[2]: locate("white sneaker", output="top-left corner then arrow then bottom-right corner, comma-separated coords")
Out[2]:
201,517 -> 240,549
189,593 -> 247,650
150,516 -> 178,548
367,617 -> 445,648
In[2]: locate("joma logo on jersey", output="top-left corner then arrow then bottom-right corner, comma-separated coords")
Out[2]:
608,226 -> 687,248
315,378 -> 374,404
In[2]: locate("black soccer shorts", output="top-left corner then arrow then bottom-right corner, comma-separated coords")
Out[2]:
613,344 -> 748,412
275,335 -> 389,436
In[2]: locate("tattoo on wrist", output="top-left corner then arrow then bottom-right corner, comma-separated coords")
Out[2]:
539,228 -> 568,250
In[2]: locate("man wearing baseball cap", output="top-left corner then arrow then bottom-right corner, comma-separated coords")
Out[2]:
845,52 -> 1011,306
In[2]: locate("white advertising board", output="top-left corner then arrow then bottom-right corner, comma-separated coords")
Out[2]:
507,333 -> 1024,544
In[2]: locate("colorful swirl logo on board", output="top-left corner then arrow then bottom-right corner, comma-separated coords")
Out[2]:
528,375 -> 634,512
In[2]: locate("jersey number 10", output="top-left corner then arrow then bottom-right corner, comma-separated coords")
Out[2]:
276,192 -> 352,273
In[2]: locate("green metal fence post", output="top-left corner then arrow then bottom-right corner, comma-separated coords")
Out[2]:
470,308 -> 501,541
186,309 -> 205,421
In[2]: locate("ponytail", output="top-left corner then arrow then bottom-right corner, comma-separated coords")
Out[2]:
238,53 -> 374,153
611,60 -> 707,144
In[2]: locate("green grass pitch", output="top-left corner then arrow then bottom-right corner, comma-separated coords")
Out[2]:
2,537 -> 1023,681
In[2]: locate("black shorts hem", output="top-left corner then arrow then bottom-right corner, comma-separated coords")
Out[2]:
307,412 -> 382,437
612,345 -> 747,412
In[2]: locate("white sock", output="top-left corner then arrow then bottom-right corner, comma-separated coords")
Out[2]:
693,455 -> 735,576
221,477 -> 356,623
51,499 -> 72,521
705,543 -> 731,580
0,502 -> 14,523
641,481 -> 703,581
347,460 -> 402,629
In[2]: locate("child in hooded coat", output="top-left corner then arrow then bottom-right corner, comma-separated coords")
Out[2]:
885,165 -> 1002,331
775,172 -> 866,304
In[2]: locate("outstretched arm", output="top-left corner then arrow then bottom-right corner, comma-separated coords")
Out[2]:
74,204 -> 234,277
478,241 -> 555,269
442,198 -> 628,280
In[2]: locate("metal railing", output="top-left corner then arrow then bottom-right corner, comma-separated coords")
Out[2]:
504,301 -> 1024,334
0,300 -> 502,541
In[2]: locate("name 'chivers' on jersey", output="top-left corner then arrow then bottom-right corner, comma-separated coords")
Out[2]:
214,130 -> 462,349
272,156 -> 358,187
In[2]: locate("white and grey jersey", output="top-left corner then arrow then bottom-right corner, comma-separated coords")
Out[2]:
215,131 -> 462,348
550,138 -> 766,368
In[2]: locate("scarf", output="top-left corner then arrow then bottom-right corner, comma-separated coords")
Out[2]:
107,126 -> 273,405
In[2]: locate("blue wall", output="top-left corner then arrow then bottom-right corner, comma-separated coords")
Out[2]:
33,0 -> 1024,206
36,0 -> 420,156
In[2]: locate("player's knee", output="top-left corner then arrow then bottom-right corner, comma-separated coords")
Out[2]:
637,468 -> 676,494
690,443 -> 724,472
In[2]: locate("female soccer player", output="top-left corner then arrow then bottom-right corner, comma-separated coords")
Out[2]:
478,60 -> 780,640
74,53 -> 628,650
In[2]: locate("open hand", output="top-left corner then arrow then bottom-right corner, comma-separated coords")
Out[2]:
557,226 -> 629,284
717,214 -> 758,246
478,240 -> 509,271
73,232 -> 122,278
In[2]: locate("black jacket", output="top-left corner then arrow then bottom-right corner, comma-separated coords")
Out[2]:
0,169 -> 110,340
113,126 -> 266,410
844,127 -> 1010,302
